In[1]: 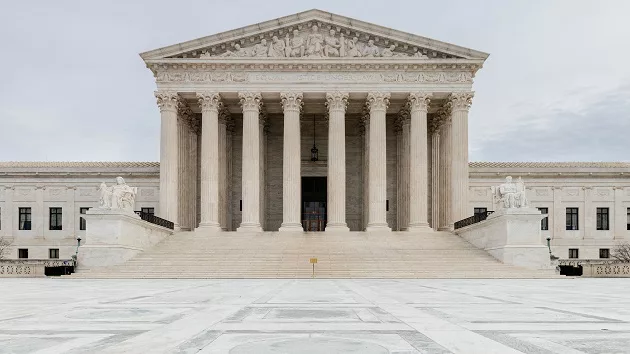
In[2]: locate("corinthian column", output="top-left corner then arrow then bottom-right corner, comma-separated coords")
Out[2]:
196,92 -> 222,231
237,92 -> 263,232
219,107 -> 229,230
449,92 -> 474,223
438,106 -> 453,231
408,92 -> 432,231
155,91 -> 180,228
279,92 -> 304,232
325,91 -> 350,232
429,114 -> 442,230
366,92 -> 391,232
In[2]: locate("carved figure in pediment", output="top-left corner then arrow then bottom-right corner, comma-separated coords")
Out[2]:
381,44 -> 395,57
413,48 -> 429,59
323,29 -> 341,57
268,36 -> 285,57
345,37 -> 362,57
252,39 -> 269,57
218,43 -> 250,57
362,39 -> 380,57
306,25 -> 324,57
287,30 -> 305,57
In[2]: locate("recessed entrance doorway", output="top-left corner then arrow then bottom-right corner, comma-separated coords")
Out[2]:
302,177 -> 327,231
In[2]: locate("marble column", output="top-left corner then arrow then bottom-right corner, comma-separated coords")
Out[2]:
226,119 -> 234,230
155,91 -> 180,228
259,111 -> 267,231
189,120 -> 199,229
279,92 -> 304,232
366,92 -> 391,232
237,92 -> 263,232
429,115 -> 442,230
448,92 -> 474,223
396,107 -> 411,231
325,91 -> 350,232
438,106 -> 453,231
178,104 -> 194,230
408,92 -> 432,231
218,108 -> 229,230
360,107 -> 370,231
196,92 -> 222,231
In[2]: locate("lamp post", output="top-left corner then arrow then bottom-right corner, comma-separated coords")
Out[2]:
74,237 -> 81,265
546,237 -> 552,256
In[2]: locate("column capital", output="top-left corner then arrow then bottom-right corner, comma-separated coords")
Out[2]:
325,91 -> 349,112
367,92 -> 391,112
218,106 -> 230,125
447,91 -> 474,112
280,92 -> 304,113
408,92 -> 432,113
155,90 -> 180,113
238,91 -> 262,112
397,102 -> 411,125
197,92 -> 222,113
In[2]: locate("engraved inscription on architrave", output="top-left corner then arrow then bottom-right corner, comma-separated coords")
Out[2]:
172,21 -> 457,60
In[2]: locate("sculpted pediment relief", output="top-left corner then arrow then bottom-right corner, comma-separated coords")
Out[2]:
141,10 -> 489,62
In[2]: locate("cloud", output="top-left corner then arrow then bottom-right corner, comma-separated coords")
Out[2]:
470,84 -> 630,162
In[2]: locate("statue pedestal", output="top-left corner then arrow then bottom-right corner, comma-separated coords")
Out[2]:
455,208 -> 551,270
77,208 -> 173,269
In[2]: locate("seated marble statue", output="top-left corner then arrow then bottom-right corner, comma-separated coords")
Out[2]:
491,176 -> 528,209
99,177 -> 138,213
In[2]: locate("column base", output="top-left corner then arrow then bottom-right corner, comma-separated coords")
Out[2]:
279,223 -> 304,232
408,223 -> 433,232
237,223 -> 263,232
196,222 -> 222,233
438,225 -> 454,232
325,223 -> 349,232
366,223 -> 391,232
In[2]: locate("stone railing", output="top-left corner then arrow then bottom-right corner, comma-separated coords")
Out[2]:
0,259 -> 74,277
584,263 -> 630,277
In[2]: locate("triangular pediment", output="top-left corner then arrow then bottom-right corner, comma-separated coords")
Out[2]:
140,9 -> 488,61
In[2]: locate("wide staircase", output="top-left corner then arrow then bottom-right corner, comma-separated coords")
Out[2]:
71,230 -> 557,279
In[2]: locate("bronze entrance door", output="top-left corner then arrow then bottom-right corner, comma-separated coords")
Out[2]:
302,177 -> 327,231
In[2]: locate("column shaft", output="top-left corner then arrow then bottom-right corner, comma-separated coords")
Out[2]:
449,92 -> 473,223
408,92 -> 432,231
237,92 -> 263,232
325,92 -> 350,231
400,114 -> 411,230
279,92 -> 304,231
430,131 -> 440,230
366,92 -> 391,231
438,117 -> 452,231
219,109 -> 228,230
155,91 -> 180,227
197,92 -> 221,231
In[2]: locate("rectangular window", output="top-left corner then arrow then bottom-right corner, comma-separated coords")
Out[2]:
596,208 -> 609,230
141,207 -> 155,216
566,208 -> 579,230
19,207 -> 31,230
49,248 -> 59,259
18,249 -> 28,259
538,207 -> 549,231
627,208 -> 630,231
49,207 -> 63,230
599,248 -> 610,259
0,207 -> 2,230
474,207 -> 487,216
79,207 -> 90,231
386,200 -> 389,212
568,248 -> 579,259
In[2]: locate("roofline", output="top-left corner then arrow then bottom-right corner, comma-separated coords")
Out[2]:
139,9 -> 489,61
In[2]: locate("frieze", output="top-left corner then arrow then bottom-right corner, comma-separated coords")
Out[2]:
140,188 -> 155,197
595,188 -> 611,197
156,71 -> 473,84
565,188 -> 580,197
535,188 -> 550,196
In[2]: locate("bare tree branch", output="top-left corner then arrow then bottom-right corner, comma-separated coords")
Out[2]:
612,242 -> 630,263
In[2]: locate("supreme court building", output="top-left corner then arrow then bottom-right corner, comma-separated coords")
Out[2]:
145,9 -> 485,233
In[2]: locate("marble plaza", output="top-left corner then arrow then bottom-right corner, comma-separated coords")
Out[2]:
1,278 -> 630,353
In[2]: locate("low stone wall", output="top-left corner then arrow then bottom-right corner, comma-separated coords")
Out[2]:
0,261 -> 46,277
77,208 -> 174,269
583,263 -> 630,277
455,208 -> 551,270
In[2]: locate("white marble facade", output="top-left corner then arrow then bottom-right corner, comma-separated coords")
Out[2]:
1,10 -> 629,261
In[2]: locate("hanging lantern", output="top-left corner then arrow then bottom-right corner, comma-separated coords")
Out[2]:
311,115 -> 319,161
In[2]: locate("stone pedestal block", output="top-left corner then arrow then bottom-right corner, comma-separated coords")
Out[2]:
78,209 -> 173,269
455,208 -> 551,270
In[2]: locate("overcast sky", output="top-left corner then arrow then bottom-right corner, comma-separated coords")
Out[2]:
1,0 -> 629,162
